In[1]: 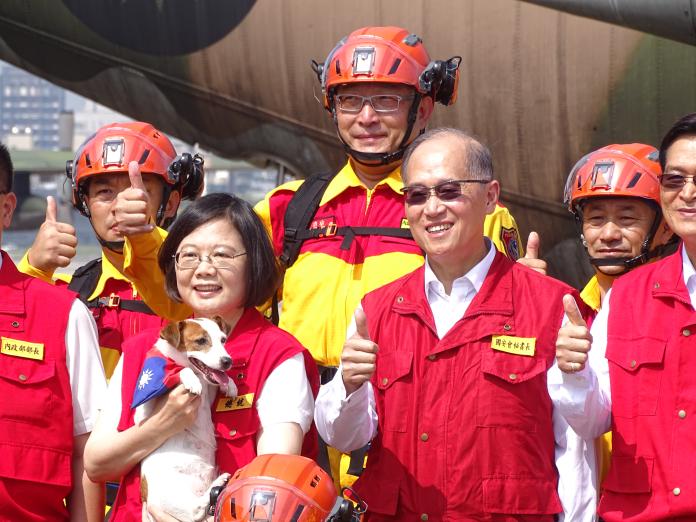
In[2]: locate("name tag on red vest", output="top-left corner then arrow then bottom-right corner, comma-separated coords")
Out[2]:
491,335 -> 536,356
1,337 -> 44,360
216,393 -> 254,412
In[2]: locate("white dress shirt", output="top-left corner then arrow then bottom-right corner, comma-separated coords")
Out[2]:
0,254 -> 106,436
553,244 -> 696,440
315,241 -> 594,521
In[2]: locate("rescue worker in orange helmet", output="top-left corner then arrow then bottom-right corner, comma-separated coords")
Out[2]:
549,144 -> 674,521
19,121 -> 203,378
0,142 -> 106,521
554,113 -> 696,521
113,27 -> 535,488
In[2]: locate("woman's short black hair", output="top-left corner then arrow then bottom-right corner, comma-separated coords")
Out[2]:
158,192 -> 280,308
659,112 -> 696,170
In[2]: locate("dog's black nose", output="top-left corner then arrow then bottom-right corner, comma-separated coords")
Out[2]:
220,355 -> 232,370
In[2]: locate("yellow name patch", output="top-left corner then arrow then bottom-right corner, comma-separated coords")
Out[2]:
491,335 -> 536,357
1,337 -> 45,360
400,218 -> 410,229
216,393 -> 255,412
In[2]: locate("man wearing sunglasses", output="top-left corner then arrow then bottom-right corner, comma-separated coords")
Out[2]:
114,26 -> 535,488
554,113 -> 696,521
552,144 -> 674,521
315,128 -> 590,520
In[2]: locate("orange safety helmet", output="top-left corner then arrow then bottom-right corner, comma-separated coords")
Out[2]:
315,26 -> 461,110
214,454 -> 340,522
563,143 -> 667,269
564,143 -> 661,212
311,26 -> 461,165
66,121 -> 204,225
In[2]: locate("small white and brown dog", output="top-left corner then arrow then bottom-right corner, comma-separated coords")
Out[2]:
134,317 -> 237,522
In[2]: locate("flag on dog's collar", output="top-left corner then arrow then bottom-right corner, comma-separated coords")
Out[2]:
132,349 -> 183,409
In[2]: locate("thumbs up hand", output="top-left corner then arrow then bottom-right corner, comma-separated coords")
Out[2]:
517,231 -> 547,275
556,294 -> 592,373
27,196 -> 78,272
341,308 -> 379,395
112,161 -> 156,237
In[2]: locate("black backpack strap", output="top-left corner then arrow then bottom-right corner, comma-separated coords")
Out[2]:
296,225 -> 413,250
67,258 -> 157,315
67,258 -> 103,302
279,171 -> 337,268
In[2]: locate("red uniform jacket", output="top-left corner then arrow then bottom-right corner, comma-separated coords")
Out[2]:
602,249 -> 696,521
0,251 -> 76,521
110,307 -> 319,521
356,252 -> 582,521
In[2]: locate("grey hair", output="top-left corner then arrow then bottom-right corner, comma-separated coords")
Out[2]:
401,127 -> 494,182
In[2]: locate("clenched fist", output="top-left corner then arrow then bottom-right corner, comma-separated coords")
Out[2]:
556,294 -> 592,373
27,196 -> 78,272
112,161 -> 156,236
341,308 -> 379,395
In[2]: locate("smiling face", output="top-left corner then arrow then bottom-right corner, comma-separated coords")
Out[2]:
174,218 -> 248,326
661,135 -> 696,249
335,82 -> 433,156
404,134 -> 499,282
580,197 -> 658,275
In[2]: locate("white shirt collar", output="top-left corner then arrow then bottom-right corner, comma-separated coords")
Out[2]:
424,238 -> 496,302
681,243 -> 696,305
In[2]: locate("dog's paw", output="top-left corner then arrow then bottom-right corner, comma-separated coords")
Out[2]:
180,367 -> 202,395
222,380 -> 238,398
211,472 -> 231,489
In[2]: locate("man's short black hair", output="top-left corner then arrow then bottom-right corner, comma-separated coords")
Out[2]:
0,143 -> 14,194
158,192 -> 280,308
659,112 -> 696,170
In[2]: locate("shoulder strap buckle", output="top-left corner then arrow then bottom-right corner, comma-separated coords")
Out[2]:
325,222 -> 338,237
102,293 -> 121,308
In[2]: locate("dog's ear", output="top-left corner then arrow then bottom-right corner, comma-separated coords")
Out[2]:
160,321 -> 182,347
213,315 -> 231,336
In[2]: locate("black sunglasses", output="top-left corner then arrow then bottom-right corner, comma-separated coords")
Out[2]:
659,173 -> 696,190
400,179 -> 489,205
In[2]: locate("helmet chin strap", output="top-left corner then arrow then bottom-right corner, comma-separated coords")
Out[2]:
95,234 -> 126,254
333,93 -> 423,167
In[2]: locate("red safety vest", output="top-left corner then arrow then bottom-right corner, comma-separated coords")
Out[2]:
601,248 -> 696,521
356,252 -> 581,521
110,307 -> 319,521
0,251 -> 76,521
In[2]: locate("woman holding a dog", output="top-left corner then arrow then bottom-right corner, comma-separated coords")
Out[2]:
84,193 -> 319,521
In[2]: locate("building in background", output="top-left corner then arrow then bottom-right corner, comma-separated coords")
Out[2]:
0,62 -> 65,150
1,59 -> 292,268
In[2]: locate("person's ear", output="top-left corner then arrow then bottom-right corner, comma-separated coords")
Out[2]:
0,192 -> 17,230
484,180 -> 500,214
164,190 -> 181,219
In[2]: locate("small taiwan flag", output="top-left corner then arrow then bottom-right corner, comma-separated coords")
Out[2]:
131,349 -> 183,409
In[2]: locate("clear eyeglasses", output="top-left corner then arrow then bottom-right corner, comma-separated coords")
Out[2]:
334,93 -> 413,113
173,250 -> 247,270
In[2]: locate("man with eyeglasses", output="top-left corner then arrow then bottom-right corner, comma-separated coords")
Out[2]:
553,112 -> 696,521
315,128 -> 590,520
